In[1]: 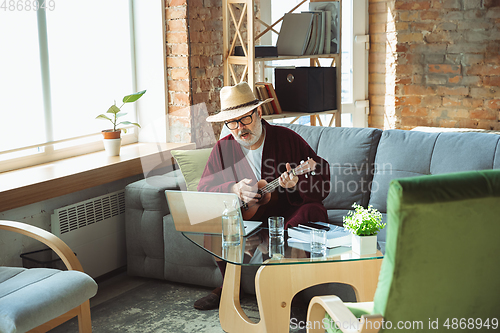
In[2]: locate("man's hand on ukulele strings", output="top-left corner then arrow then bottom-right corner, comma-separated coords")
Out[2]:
232,178 -> 261,203
279,163 -> 299,189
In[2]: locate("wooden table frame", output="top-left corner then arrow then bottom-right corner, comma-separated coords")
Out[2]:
219,257 -> 383,333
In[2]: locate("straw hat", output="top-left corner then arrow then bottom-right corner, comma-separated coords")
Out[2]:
206,82 -> 273,122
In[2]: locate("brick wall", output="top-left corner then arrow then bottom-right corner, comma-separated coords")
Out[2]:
189,0 -> 224,144
166,0 -> 192,142
165,0 -> 224,145
392,0 -> 500,130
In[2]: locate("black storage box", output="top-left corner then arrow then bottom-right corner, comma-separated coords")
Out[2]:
274,67 -> 337,113
21,248 -> 70,270
234,45 -> 278,58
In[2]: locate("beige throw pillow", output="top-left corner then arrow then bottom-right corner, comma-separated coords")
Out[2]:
171,148 -> 212,191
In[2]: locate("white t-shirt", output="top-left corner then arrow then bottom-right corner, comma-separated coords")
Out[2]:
241,137 -> 265,180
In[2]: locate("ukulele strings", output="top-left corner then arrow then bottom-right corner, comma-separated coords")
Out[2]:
258,163 -> 309,195
242,162 -> 311,209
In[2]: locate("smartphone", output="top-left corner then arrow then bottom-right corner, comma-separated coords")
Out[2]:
298,222 -> 331,231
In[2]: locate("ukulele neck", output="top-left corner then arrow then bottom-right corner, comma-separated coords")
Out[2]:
258,169 -> 297,195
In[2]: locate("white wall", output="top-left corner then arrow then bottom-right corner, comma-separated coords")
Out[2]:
0,174 -> 143,267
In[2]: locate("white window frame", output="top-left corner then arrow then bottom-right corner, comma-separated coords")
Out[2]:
341,0 -> 369,128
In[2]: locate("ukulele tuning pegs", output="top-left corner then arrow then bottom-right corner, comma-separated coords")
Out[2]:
299,159 -> 308,178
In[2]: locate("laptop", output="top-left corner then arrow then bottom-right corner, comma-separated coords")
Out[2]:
165,190 -> 262,236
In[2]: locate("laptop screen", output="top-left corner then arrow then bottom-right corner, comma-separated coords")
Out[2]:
165,190 -> 261,235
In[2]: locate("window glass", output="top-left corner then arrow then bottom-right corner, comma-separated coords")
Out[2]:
0,1 -> 135,169
0,11 -> 45,152
46,1 -> 134,141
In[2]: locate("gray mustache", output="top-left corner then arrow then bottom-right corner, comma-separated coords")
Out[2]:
238,129 -> 252,137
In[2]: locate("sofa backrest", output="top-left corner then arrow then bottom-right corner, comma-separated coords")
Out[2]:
369,129 -> 500,213
277,124 -> 383,210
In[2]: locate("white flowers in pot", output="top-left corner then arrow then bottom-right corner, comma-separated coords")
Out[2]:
96,90 -> 146,156
343,203 -> 386,255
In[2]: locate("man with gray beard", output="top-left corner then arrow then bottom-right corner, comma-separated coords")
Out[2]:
193,82 -> 331,310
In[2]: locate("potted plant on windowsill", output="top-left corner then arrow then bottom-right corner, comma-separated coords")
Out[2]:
96,90 -> 146,156
343,203 -> 386,255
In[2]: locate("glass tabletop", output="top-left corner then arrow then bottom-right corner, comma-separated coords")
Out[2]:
182,228 -> 383,266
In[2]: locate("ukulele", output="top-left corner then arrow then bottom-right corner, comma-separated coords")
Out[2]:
240,158 -> 317,220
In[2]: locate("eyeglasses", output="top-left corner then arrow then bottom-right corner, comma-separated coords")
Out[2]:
224,109 -> 256,130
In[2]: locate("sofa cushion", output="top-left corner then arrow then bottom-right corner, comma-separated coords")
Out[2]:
369,130 -> 500,213
171,148 -> 212,191
317,127 -> 382,210
430,132 -> 500,173
275,123 -> 325,152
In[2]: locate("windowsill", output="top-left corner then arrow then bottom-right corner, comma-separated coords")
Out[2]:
0,142 -> 195,212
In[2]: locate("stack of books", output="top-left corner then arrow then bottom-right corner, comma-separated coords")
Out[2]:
276,2 -> 340,56
255,82 -> 282,115
287,222 -> 352,248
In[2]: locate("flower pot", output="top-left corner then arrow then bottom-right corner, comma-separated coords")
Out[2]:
102,130 -> 121,156
351,234 -> 377,255
101,130 -> 121,139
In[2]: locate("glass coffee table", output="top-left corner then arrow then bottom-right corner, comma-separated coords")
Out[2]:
183,228 -> 383,333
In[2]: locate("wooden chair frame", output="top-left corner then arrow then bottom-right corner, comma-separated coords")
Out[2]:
0,220 -> 93,333
307,295 -> 383,333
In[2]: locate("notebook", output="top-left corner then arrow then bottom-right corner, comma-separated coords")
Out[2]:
165,190 -> 262,236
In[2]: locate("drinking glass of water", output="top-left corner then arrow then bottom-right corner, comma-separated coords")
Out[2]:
310,228 -> 327,258
268,216 -> 285,242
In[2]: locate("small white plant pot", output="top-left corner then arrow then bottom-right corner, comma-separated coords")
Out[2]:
103,138 -> 121,156
352,234 -> 378,255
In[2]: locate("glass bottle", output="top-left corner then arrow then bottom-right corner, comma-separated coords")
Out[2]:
221,199 -> 241,246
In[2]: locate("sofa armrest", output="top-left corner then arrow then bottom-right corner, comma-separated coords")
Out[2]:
125,169 -> 186,279
126,169 -> 186,214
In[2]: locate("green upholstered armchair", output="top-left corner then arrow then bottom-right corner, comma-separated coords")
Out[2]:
306,169 -> 500,333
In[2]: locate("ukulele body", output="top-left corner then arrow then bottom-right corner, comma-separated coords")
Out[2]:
241,179 -> 278,220
240,158 -> 316,220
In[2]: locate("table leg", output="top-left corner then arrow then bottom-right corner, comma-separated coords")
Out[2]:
219,263 -> 263,332
219,259 -> 382,333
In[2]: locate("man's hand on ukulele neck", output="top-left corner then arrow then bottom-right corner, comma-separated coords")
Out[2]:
232,178 -> 261,203
279,162 -> 299,189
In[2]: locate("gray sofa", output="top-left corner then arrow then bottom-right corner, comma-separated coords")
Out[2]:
125,124 -> 500,291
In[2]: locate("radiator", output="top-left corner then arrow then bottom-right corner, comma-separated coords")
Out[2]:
51,190 -> 126,278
